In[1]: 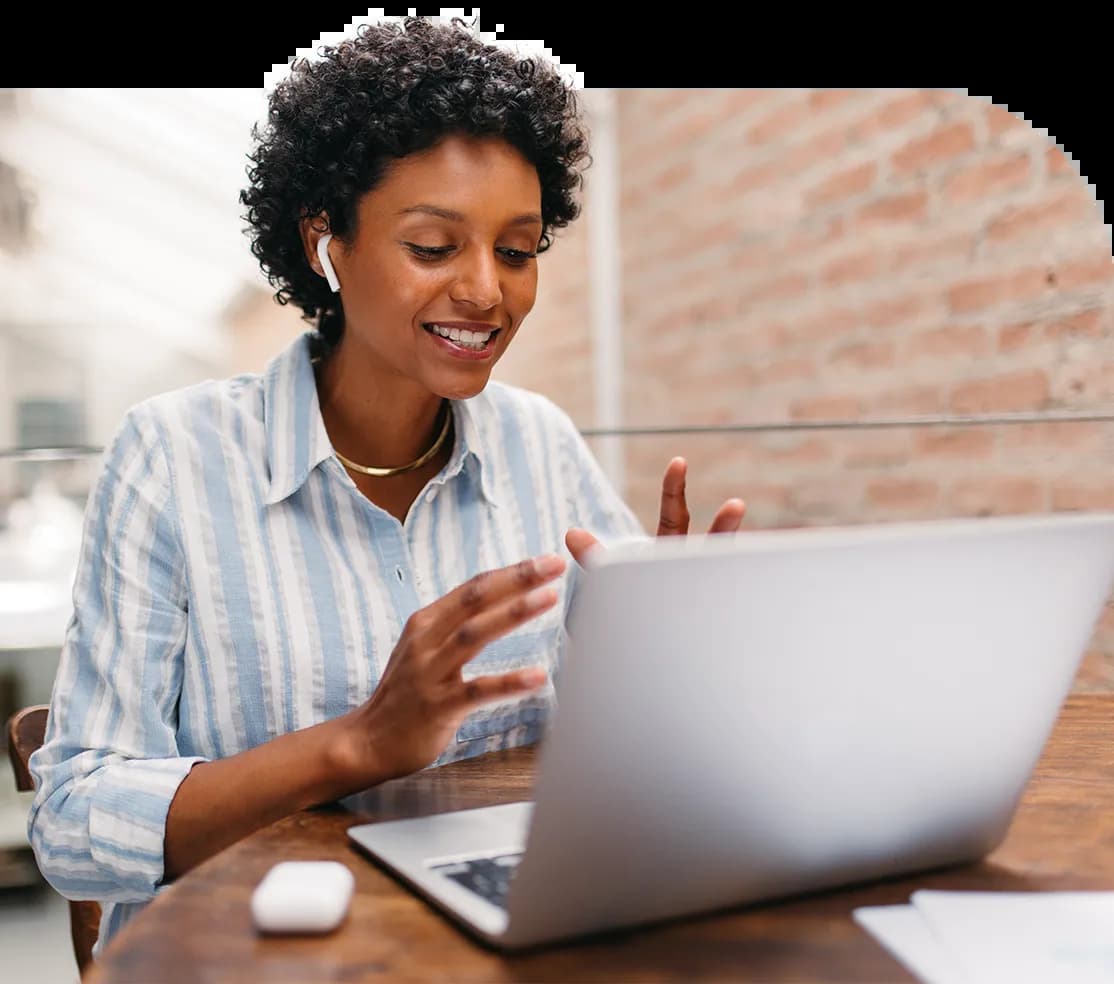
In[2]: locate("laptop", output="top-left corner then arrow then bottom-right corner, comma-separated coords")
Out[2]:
347,511 -> 1114,949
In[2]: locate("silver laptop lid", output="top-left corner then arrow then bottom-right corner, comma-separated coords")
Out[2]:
500,512 -> 1114,946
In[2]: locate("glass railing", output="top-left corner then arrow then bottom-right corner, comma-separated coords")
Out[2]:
0,412 -> 1111,702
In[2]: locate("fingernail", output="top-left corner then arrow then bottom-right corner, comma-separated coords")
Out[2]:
534,555 -> 565,577
522,666 -> 547,686
525,587 -> 557,610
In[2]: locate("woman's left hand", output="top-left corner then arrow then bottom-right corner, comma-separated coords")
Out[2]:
566,457 -> 746,567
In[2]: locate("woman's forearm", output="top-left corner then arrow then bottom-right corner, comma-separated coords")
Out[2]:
163,711 -> 381,881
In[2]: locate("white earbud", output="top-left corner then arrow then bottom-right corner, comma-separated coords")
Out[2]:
317,233 -> 341,293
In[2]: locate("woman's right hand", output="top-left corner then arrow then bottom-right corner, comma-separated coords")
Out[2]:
340,553 -> 567,785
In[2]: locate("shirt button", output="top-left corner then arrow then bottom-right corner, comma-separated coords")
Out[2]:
425,490 -> 436,503
395,567 -> 405,582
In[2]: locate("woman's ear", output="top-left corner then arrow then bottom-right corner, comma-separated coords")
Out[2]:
299,214 -> 339,291
316,234 -> 341,292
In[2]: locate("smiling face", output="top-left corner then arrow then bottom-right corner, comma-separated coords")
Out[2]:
306,134 -> 544,402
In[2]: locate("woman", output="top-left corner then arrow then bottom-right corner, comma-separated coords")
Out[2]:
27,17 -> 745,953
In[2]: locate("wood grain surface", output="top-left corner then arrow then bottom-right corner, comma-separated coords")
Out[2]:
86,695 -> 1114,983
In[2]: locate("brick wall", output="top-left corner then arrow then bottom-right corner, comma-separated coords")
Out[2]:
493,88 -> 1114,691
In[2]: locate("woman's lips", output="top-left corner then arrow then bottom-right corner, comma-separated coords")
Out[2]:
422,323 -> 501,361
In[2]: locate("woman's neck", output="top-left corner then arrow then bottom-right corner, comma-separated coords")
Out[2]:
313,340 -> 448,473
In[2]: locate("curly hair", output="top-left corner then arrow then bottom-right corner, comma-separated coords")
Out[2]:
239,16 -> 591,352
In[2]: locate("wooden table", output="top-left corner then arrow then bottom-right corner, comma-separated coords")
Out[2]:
88,695 -> 1114,982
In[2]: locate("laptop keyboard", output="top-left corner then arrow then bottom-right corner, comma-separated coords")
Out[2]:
430,852 -> 522,910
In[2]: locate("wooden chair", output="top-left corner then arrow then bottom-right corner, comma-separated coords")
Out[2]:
7,705 -> 100,976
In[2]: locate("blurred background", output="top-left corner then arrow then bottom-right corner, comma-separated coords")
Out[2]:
0,87 -> 1111,980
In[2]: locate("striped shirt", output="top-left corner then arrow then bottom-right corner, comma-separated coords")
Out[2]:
27,331 -> 646,953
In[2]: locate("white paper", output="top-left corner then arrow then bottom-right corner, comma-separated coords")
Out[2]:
911,890 -> 1114,984
852,904 -> 969,984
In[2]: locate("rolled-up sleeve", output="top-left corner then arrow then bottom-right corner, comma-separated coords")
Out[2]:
27,404 -> 207,903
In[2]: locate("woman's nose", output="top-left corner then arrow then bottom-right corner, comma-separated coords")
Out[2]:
448,250 -> 503,309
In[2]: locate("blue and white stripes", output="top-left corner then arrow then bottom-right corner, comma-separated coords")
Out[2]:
28,331 -> 645,953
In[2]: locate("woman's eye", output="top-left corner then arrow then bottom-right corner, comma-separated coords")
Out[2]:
404,243 -> 537,264
406,243 -> 454,260
499,248 -> 537,265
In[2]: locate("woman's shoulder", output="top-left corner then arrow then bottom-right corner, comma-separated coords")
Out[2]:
106,371 -> 268,462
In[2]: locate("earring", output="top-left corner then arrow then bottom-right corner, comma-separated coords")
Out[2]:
317,233 -> 341,293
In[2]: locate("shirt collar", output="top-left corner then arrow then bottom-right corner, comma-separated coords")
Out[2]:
442,392 -> 501,509
262,332 -> 334,506
262,331 -> 500,508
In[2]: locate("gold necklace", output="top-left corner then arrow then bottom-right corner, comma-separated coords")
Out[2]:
333,401 -> 452,477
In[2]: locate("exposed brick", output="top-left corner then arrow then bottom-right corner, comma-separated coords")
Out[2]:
806,161 -> 878,208
947,267 -> 1048,313
788,477 -> 862,518
829,339 -> 896,369
733,483 -> 793,512
860,295 -> 928,329
781,215 -> 846,254
998,310 -> 1105,353
866,478 -> 940,511
892,122 -> 977,174
943,152 -> 1032,202
762,357 -> 816,384
891,233 -> 975,272
757,437 -> 834,465
728,158 -> 790,197
732,319 -> 792,357
789,394 -> 862,420
1051,360 -> 1114,403
950,369 -> 1050,413
1043,309 -> 1105,340
651,160 -> 693,194
997,321 -> 1037,354
809,89 -> 859,110
821,248 -> 885,286
783,128 -> 850,175
949,478 -> 1045,515
986,188 -> 1098,243
855,191 -> 929,227
724,89 -> 777,115
1052,483 -> 1114,511
842,432 -> 910,469
1053,254 -> 1114,290
914,429 -> 996,457
873,385 -> 947,415
687,363 -> 761,404
908,325 -> 991,361
790,307 -> 860,346
661,109 -> 726,151
998,421 -> 1106,453
849,90 -> 939,142
669,218 -> 743,259
746,96 -> 813,146
514,85 -> 1114,690
646,89 -> 695,116
986,104 -> 1030,138
1046,144 -> 1077,179
740,271 -> 811,307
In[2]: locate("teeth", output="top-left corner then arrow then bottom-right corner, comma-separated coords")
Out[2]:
428,324 -> 494,349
